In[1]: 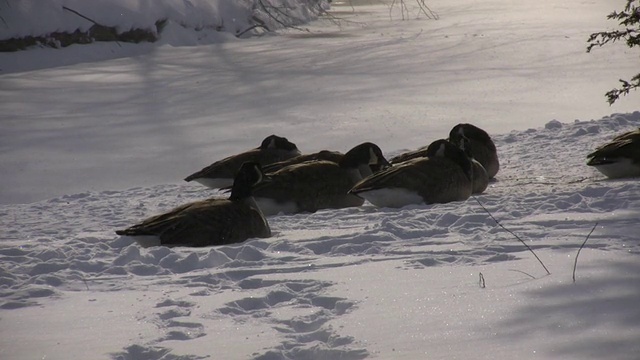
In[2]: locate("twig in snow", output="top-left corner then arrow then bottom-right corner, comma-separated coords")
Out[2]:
62,6 -> 122,47
257,0 -> 308,32
474,196 -> 551,276
414,0 -> 439,19
572,222 -> 598,283
389,0 -> 409,20
237,23 -> 270,38
490,176 -> 594,189
508,269 -> 537,279
347,0 -> 355,13
0,0 -> 10,28
317,5 -> 365,29
389,0 -> 438,20
81,277 -> 90,291
62,6 -> 99,25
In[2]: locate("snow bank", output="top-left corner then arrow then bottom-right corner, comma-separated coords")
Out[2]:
0,0 -> 328,44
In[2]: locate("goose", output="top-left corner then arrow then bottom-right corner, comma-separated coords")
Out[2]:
349,139 -> 473,208
390,138 -> 488,195
184,135 -> 301,189
469,156 -> 489,194
448,123 -> 499,178
262,149 -> 388,174
262,150 -> 344,173
459,136 -> 489,194
116,162 -> 271,247
251,142 -> 391,215
587,128 -> 640,179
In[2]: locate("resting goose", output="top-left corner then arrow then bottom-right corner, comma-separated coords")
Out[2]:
251,142 -> 391,215
349,139 -> 473,208
587,128 -> 640,179
458,136 -> 489,194
448,123 -> 499,179
390,138 -> 488,195
184,135 -> 301,188
116,162 -> 271,247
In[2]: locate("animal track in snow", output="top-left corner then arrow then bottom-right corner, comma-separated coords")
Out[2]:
151,297 -> 205,342
110,344 -> 209,360
209,278 -> 367,359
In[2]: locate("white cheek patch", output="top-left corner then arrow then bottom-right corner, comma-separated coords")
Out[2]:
369,148 -> 379,165
253,165 -> 263,185
459,139 -> 468,152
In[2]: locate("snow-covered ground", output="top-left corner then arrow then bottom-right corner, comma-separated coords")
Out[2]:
1,0 -> 638,205
1,0 -> 639,359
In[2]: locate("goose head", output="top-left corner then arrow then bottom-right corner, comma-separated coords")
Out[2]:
259,135 -> 301,154
229,162 -> 266,201
340,142 -> 391,179
426,139 -> 473,181
449,123 -> 496,152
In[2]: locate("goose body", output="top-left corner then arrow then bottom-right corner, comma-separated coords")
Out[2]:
117,162 -> 270,247
470,159 -> 489,194
587,128 -> 640,179
390,139 -> 488,195
184,135 -> 301,188
262,150 -> 344,173
252,142 -> 390,215
389,146 -> 429,164
449,123 -> 499,178
350,140 -> 473,208
457,136 -> 489,194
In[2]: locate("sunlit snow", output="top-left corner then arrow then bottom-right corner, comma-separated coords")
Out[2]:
1,0 -> 639,359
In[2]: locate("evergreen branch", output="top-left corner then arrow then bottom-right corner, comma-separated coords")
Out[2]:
605,74 -> 640,104
586,0 -> 640,104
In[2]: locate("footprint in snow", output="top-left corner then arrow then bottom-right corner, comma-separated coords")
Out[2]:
109,344 -> 208,360
152,298 -> 205,342
210,278 -> 367,359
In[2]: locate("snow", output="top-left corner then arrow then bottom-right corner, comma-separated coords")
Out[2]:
1,0 -> 640,359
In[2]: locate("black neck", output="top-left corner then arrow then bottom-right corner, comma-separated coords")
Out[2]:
229,180 -> 252,201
